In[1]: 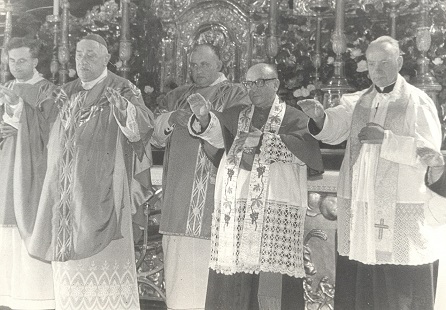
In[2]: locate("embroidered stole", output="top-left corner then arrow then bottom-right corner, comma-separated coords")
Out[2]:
55,84 -> 110,261
185,85 -> 228,237
217,99 -> 286,271
348,84 -> 410,262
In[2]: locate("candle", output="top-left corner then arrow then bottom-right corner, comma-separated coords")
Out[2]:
53,0 -> 59,16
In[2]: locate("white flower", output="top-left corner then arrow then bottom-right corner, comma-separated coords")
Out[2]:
433,57 -> 443,65
350,48 -> 363,59
115,60 -> 122,69
293,88 -> 303,97
144,85 -> 154,94
301,86 -> 310,97
68,69 -> 76,78
307,84 -> 316,92
327,56 -> 335,65
356,60 -> 368,72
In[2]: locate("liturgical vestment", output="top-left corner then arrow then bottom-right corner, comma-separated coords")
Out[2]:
189,97 -> 323,309
313,74 -> 443,309
21,70 -> 154,310
0,73 -> 56,309
151,73 -> 248,309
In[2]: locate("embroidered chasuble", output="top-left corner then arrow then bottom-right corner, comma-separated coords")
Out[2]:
315,75 -> 443,265
190,97 -> 323,277
20,71 -> 154,310
0,77 -> 57,309
155,80 -> 249,239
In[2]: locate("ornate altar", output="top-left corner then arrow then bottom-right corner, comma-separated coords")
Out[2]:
152,0 -> 273,90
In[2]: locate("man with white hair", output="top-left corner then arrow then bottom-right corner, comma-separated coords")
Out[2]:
299,35 -> 444,309
2,34 -> 154,310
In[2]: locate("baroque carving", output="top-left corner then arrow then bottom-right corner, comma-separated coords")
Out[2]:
154,0 -> 255,87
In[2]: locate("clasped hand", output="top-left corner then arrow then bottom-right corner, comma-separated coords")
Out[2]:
241,128 -> 263,148
358,122 -> 384,144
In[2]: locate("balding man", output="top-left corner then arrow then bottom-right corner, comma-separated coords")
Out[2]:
188,63 -> 323,310
299,35 -> 444,309
4,34 -> 154,310
151,43 -> 249,310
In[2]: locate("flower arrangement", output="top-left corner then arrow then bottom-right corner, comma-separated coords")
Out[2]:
14,0 -> 446,119
276,1 -> 446,111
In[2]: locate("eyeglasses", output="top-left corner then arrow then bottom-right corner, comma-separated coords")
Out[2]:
242,78 -> 277,88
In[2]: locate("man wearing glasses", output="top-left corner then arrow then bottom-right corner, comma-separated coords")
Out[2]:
187,62 -> 323,309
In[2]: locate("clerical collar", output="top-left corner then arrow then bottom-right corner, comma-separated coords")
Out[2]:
15,69 -> 44,85
81,68 -> 108,90
206,72 -> 227,87
375,82 -> 396,94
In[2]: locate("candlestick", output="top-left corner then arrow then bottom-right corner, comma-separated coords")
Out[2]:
53,0 -> 59,16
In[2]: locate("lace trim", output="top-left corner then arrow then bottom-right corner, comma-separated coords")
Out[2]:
210,199 -> 306,278
53,259 -> 139,310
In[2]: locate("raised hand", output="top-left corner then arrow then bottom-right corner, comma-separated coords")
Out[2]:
187,93 -> 211,118
0,85 -> 20,106
297,99 -> 325,119
105,87 -> 127,110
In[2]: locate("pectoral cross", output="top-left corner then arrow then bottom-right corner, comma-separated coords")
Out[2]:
374,218 -> 389,240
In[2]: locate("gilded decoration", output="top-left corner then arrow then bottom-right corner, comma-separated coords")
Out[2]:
155,0 -> 252,86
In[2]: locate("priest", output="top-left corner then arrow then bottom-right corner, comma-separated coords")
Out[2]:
4,34 -> 154,310
299,35 -> 444,310
0,37 -> 56,310
188,63 -> 323,309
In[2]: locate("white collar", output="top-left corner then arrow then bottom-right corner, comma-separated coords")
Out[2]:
15,69 -> 44,85
209,72 -> 227,86
81,68 -> 108,90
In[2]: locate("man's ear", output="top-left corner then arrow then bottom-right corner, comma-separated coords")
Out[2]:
105,53 -> 111,66
397,55 -> 403,71
273,78 -> 280,91
216,59 -> 223,72
32,58 -> 38,69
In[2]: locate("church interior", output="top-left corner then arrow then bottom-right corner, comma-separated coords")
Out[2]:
1,0 -> 446,309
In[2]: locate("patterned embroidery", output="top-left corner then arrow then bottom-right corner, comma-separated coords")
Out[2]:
185,90 -> 226,237
185,145 -> 211,237
210,199 -> 306,278
213,98 -> 302,273
55,90 -> 108,261
53,259 -> 139,310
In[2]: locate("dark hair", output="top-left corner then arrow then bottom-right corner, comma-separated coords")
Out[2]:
191,43 -> 221,61
6,37 -> 41,58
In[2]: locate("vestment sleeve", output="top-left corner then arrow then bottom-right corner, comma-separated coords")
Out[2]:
188,112 -> 224,148
112,81 -> 154,143
380,91 -> 443,166
279,106 -> 324,172
313,92 -> 360,144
